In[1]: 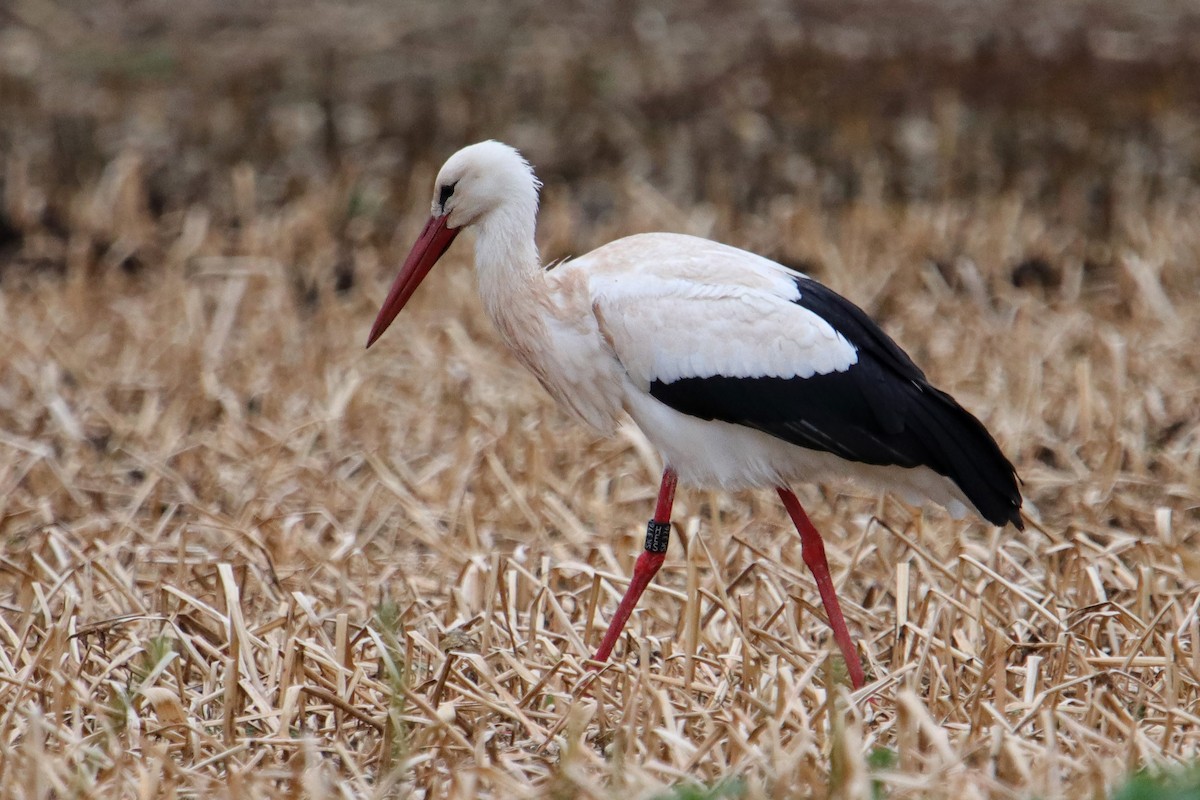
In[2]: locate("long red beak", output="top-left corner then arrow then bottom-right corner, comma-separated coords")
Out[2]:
366,215 -> 460,348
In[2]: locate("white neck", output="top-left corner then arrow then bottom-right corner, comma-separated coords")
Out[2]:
472,200 -> 547,344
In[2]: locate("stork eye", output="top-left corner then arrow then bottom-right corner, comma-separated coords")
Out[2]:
438,181 -> 458,208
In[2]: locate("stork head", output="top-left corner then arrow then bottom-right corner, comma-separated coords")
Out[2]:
366,141 -> 540,348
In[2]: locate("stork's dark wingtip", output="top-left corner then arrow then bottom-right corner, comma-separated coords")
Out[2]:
1007,471 -> 1025,530
982,502 -> 1023,530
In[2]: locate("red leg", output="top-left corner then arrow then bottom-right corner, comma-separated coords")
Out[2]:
777,487 -> 866,690
592,469 -> 677,662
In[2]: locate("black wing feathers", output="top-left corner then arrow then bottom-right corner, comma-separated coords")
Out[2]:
647,276 -> 1023,529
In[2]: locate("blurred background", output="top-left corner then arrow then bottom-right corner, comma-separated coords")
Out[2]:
3,0 -> 1199,284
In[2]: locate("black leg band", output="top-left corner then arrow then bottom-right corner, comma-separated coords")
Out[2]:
644,520 -> 671,553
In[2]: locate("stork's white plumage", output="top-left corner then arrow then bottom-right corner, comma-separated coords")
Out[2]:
367,141 -> 1023,690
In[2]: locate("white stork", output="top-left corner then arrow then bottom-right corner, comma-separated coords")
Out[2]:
367,141 -> 1023,690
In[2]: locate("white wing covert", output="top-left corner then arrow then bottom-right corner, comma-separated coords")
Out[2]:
583,236 -> 859,389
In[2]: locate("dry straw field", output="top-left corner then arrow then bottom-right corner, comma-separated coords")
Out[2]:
1,2 -> 1199,798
